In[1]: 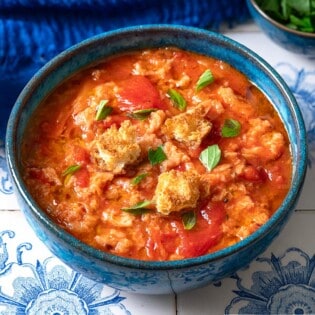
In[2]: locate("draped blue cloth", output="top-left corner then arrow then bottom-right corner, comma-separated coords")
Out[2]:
0,0 -> 249,138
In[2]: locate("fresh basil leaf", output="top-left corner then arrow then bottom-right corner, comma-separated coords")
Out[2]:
121,200 -> 152,215
199,144 -> 221,171
95,100 -> 113,121
196,69 -> 214,92
167,89 -> 187,111
62,164 -> 81,177
128,108 -> 157,120
256,0 -> 315,32
310,13 -> 315,30
182,211 -> 197,230
257,0 -> 283,19
286,0 -> 311,15
221,119 -> 241,138
148,146 -> 167,166
131,173 -> 148,185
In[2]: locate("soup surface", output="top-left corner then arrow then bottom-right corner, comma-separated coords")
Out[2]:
22,47 -> 292,261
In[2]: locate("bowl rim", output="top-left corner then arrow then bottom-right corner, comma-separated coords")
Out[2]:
247,0 -> 315,38
6,24 -> 308,271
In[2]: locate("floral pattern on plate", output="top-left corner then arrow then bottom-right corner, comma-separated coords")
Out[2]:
225,247 -> 315,314
275,63 -> 315,166
0,230 -> 131,315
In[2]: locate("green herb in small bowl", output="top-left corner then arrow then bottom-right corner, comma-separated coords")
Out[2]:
255,0 -> 315,33
247,0 -> 315,57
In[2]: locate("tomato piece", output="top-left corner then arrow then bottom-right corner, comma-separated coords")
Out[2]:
172,50 -> 200,82
160,232 -> 178,255
74,167 -> 90,188
145,228 -> 162,260
73,146 -> 90,165
117,75 -> 166,111
241,165 -> 268,182
179,201 -> 226,258
101,55 -> 135,81
145,221 -> 179,260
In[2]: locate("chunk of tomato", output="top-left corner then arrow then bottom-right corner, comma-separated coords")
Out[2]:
240,165 -> 268,182
145,223 -> 178,260
179,201 -> 226,258
117,75 -> 167,111
73,146 -> 90,165
73,167 -> 90,188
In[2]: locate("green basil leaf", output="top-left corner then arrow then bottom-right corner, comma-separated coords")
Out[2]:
182,211 -> 197,230
131,173 -> 148,185
128,108 -> 157,120
199,144 -> 221,171
196,69 -> 214,92
256,0 -> 315,33
95,100 -> 113,121
62,164 -> 81,177
148,146 -> 167,166
167,89 -> 187,111
221,119 -> 241,138
121,200 -> 152,215
286,0 -> 311,15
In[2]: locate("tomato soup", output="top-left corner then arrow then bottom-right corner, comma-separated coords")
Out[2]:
21,48 -> 292,261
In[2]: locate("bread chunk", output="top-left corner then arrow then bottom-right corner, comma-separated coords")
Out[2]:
154,170 -> 202,215
90,120 -> 141,173
162,104 -> 212,149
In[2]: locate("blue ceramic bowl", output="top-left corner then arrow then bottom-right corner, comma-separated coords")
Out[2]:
6,25 -> 307,294
246,0 -> 315,58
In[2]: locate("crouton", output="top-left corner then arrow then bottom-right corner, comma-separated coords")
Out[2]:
90,120 -> 141,173
154,170 -> 202,215
162,103 -> 212,149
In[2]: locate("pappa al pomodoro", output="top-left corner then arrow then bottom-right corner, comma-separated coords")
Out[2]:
21,47 -> 292,261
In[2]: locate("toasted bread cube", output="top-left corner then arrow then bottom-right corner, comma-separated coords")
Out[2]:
91,120 -> 141,173
162,104 -> 212,149
154,170 -> 202,215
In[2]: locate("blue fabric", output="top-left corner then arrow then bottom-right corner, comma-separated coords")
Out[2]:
0,0 -> 249,138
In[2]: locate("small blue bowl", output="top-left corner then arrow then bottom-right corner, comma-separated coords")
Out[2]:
246,0 -> 315,58
6,25 -> 307,294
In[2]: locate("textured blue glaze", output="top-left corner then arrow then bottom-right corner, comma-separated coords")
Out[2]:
5,25 -> 307,294
246,0 -> 315,58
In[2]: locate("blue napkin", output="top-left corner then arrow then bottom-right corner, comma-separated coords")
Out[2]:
0,0 -> 249,138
